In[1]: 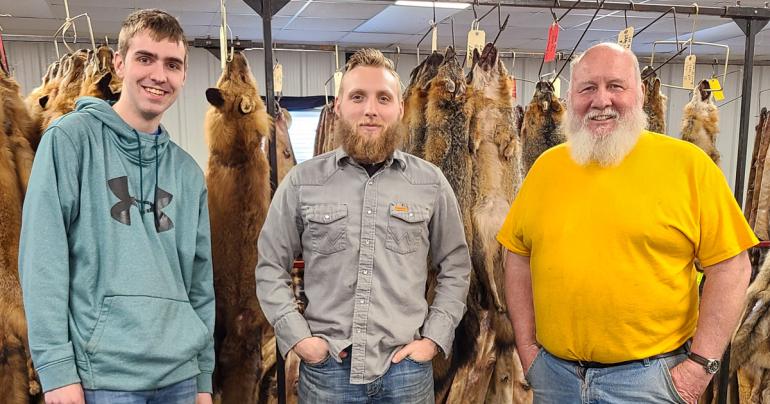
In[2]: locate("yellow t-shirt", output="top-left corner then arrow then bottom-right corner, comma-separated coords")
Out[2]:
496,131 -> 757,363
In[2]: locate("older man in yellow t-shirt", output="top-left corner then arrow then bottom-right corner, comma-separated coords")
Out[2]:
497,43 -> 757,404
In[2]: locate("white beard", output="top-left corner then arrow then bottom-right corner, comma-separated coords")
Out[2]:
565,106 -> 648,167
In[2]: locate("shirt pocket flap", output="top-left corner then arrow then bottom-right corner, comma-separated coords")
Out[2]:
307,204 -> 348,224
389,203 -> 427,223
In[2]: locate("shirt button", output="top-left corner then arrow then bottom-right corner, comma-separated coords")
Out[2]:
367,210 -> 372,214
324,215 -> 330,219
360,299 -> 365,304
363,270 -> 367,275
409,213 -> 414,217
368,181 -> 373,185
364,240 -> 369,245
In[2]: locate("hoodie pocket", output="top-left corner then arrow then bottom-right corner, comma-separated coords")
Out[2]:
85,296 -> 209,376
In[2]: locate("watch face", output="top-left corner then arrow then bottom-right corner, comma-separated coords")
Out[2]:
707,360 -> 721,374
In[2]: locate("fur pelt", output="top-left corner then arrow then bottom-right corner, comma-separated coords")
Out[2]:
0,69 -> 41,404
680,80 -> 720,164
205,51 -> 272,404
402,51 -> 443,158
642,66 -> 667,134
747,108 -> 769,229
520,81 -> 565,175
274,108 -> 296,185
23,60 -> 62,151
313,102 -> 336,156
79,44 -> 121,101
40,50 -> 89,132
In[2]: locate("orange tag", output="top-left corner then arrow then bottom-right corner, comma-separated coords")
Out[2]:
511,76 -> 517,100
544,22 -> 559,63
394,204 -> 408,212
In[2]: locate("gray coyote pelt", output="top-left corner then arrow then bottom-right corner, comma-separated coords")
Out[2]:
0,69 -> 41,404
521,80 -> 565,175
681,80 -> 720,164
402,51 -> 443,157
205,51 -> 272,404
642,66 -> 667,134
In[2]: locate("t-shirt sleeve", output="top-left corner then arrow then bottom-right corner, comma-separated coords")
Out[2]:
497,181 -> 531,257
697,159 -> 758,267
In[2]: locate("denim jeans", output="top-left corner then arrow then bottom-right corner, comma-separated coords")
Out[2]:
526,348 -> 688,404
298,354 -> 434,404
84,377 -> 197,404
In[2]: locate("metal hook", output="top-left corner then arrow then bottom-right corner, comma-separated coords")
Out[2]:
557,0 -> 582,23
394,46 -> 401,70
472,0 -> 478,20
624,10 -> 628,28
552,0 -> 606,85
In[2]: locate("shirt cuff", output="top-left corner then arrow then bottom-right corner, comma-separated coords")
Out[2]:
196,371 -> 213,393
37,357 -> 81,393
421,312 -> 455,359
273,311 -> 312,358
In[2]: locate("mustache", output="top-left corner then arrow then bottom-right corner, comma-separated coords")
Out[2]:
584,108 -> 619,123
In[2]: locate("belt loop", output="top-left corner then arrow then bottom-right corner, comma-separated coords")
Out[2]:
642,357 -> 651,367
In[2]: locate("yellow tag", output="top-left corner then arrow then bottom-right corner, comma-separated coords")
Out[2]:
431,25 -> 438,52
617,26 -> 634,49
552,77 -> 561,98
466,29 -> 486,65
708,78 -> 724,101
219,26 -> 227,70
274,63 -> 283,94
333,71 -> 343,98
683,55 -> 696,89
394,204 -> 408,212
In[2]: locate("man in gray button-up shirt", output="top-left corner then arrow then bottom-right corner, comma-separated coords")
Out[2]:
256,49 -> 471,403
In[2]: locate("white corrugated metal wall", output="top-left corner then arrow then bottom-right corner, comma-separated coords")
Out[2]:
5,40 -> 766,198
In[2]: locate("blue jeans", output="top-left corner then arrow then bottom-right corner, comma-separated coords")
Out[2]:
526,349 -> 688,404
84,377 -> 197,404
298,354 -> 434,404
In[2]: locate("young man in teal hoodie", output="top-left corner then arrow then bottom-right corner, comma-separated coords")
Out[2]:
19,9 -> 215,404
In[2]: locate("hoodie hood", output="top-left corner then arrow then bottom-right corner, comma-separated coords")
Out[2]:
75,96 -> 170,168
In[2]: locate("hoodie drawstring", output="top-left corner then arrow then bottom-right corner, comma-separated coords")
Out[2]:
134,132 -> 161,219
135,132 -> 144,216
154,135 -> 159,223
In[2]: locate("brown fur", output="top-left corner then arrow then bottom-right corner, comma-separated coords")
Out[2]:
40,50 -> 89,131
79,45 -> 122,101
0,70 -> 41,403
402,51 -> 443,158
753,114 -> 770,240
747,108 -> 768,227
642,67 -> 667,134
521,81 -> 565,175
680,80 -> 720,164
205,51 -> 272,404
274,108 -> 296,185
313,102 -> 336,156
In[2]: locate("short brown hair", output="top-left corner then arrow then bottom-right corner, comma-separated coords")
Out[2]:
118,9 -> 188,61
342,48 -> 402,98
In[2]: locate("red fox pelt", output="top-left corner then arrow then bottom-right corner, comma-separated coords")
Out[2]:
642,66 -> 667,134
24,59 -> 61,151
79,44 -> 121,101
681,80 -> 720,164
205,51 -> 272,404
0,69 -> 41,404
521,80 -> 565,175
402,51 -> 443,158
40,50 -> 89,132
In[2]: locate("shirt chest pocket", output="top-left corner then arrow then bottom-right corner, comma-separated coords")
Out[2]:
385,202 -> 428,254
305,204 -> 349,255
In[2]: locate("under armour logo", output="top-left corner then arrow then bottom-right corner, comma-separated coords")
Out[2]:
108,176 -> 174,232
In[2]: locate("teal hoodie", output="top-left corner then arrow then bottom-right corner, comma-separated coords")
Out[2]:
19,97 -> 215,393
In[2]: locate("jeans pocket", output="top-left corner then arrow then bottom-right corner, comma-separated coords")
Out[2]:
303,353 -> 331,368
524,348 -> 544,382
405,356 -> 432,365
659,358 -> 688,404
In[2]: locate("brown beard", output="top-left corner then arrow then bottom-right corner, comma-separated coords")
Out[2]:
336,118 -> 402,164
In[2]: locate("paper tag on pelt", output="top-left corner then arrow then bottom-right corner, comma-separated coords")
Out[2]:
274,63 -> 283,94
466,29 -> 486,65
683,55 -> 696,89
552,77 -> 561,98
511,76 -> 517,100
708,78 -> 724,101
333,71 -> 343,97
219,26 -> 227,70
544,23 -> 559,62
431,25 -> 438,52
617,26 -> 634,49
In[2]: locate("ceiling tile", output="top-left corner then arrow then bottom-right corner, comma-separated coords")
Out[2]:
303,1 -> 388,19
354,5 -> 464,35
273,29 -> 347,43
284,17 -> 364,31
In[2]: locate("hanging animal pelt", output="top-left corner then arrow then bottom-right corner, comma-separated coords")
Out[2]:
521,80 -> 565,175
642,66 -> 667,134
313,102 -> 336,156
79,44 -> 121,101
513,104 -> 524,140
681,80 -> 720,164
0,68 -> 41,404
205,51 -> 272,404
754,113 -> 770,240
25,54 -> 69,151
747,108 -> 770,229
402,51 -> 443,158
274,107 -> 296,185
40,49 -> 90,131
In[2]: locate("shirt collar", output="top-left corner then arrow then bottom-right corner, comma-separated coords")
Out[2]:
334,148 -> 408,171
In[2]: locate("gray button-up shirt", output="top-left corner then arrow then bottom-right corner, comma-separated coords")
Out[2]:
256,148 -> 471,384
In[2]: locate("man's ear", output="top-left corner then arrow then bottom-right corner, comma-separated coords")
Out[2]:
113,51 -> 125,80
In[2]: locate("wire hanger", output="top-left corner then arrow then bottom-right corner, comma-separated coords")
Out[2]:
552,0 -> 607,85
52,0 -> 96,58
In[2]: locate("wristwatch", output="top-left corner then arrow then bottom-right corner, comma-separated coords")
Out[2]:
688,351 -> 721,374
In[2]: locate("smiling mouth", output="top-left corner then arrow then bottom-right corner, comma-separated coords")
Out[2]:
143,86 -> 167,96
588,113 -> 618,122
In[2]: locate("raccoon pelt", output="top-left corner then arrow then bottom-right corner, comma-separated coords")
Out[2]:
747,108 -> 769,229
40,50 -> 89,131
521,81 -> 565,175
274,107 -> 296,185
205,51 -> 272,404
642,66 -> 667,134
402,51 -> 443,158
0,70 -> 41,403
681,80 -> 720,164
79,44 -> 121,102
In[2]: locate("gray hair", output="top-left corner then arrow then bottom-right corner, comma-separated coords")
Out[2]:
568,42 -> 642,94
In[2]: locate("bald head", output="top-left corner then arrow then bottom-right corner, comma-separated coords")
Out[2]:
569,43 -> 642,100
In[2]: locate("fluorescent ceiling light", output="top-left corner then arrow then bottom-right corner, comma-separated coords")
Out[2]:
394,1 -> 471,9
